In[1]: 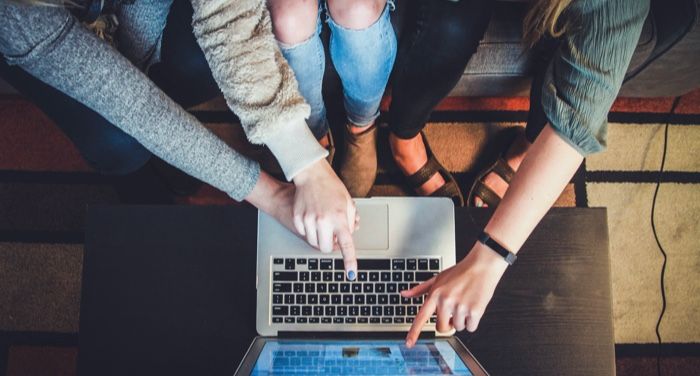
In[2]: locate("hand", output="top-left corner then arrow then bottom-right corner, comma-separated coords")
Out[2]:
245,170 -> 298,233
402,243 -> 509,347
292,159 -> 359,280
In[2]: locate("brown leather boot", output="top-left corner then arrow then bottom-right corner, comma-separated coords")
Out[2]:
338,124 -> 377,197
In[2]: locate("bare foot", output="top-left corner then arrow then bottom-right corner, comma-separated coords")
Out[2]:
389,132 -> 446,196
473,132 -> 531,207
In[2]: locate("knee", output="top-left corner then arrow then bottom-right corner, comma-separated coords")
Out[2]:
268,0 -> 318,45
327,0 -> 385,30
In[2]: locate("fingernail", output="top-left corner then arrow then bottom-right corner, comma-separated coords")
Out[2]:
347,270 -> 356,281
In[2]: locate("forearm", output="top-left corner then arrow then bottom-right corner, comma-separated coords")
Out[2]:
483,124 -> 583,254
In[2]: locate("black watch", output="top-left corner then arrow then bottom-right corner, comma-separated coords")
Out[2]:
477,231 -> 517,265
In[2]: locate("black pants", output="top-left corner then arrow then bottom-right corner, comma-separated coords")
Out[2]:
0,0 -> 219,176
388,0 -> 494,139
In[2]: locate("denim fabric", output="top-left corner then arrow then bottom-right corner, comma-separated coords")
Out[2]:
278,1 -> 397,135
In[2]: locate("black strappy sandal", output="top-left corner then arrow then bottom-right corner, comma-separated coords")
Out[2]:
404,131 -> 464,207
467,127 -> 524,208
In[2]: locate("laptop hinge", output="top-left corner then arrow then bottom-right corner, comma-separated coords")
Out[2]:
277,331 -> 436,340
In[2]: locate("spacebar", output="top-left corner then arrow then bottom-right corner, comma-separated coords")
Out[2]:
357,259 -> 391,270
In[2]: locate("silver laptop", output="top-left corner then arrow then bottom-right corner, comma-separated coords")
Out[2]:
237,197 -> 487,375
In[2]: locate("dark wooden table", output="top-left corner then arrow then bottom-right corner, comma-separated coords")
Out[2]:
78,205 -> 614,375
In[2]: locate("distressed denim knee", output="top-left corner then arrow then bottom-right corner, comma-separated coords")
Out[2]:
277,12 -> 329,140
327,1 -> 397,127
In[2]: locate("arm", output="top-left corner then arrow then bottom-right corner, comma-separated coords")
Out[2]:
189,0 -> 358,277
403,0 -> 650,345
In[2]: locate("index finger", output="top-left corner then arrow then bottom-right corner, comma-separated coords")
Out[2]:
405,295 -> 438,348
335,226 -> 357,281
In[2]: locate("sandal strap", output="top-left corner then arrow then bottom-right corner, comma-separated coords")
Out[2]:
405,156 -> 442,189
492,158 -> 515,183
471,180 -> 501,207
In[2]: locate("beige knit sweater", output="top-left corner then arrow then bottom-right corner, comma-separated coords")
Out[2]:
191,0 -> 327,179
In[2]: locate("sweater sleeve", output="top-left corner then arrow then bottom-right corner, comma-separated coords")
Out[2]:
540,0 -> 650,156
0,2 -> 260,201
189,0 -> 327,180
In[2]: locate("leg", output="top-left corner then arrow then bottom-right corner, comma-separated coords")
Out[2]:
326,0 -> 397,196
268,0 -> 330,142
388,0 -> 493,196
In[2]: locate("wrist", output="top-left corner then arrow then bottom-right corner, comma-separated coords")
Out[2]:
292,159 -> 329,186
245,171 -> 285,213
470,242 -> 510,274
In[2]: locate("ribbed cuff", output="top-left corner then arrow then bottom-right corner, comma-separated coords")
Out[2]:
263,118 -> 328,181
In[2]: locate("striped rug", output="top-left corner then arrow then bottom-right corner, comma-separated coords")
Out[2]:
0,90 -> 698,375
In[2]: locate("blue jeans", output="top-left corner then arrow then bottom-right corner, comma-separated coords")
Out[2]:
278,1 -> 397,140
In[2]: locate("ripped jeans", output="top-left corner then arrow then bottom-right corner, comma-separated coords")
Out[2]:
277,1 -> 397,139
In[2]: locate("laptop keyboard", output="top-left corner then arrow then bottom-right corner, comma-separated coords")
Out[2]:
271,258 -> 439,325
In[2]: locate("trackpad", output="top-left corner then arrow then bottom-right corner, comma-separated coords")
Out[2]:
353,203 -> 389,250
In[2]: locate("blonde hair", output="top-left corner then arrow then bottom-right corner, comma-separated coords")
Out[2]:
523,0 -> 573,47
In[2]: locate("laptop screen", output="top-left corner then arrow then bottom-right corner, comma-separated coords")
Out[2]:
250,339 -> 473,375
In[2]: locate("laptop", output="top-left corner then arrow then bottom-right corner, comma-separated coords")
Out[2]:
235,197 -> 487,375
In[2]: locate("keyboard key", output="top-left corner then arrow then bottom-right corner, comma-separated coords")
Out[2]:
408,306 -> 417,316
345,317 -> 356,324
284,295 -> 294,304
349,306 -> 359,316
352,295 -> 364,305
363,284 -> 373,293
418,259 -> 428,270
430,317 -> 437,323
290,306 -> 300,316
302,306 -> 312,316
296,317 -> 307,323
370,317 -> 381,324
320,259 -> 333,270
305,283 -> 315,293
372,306 -> 382,316
416,272 -> 436,281
392,259 -> 405,270
382,317 -> 392,324
398,283 -> 409,292
299,272 -> 310,281
322,317 -> 332,324
273,272 -> 297,281
413,296 -> 423,305
333,317 -> 343,324
352,284 -> 362,293
309,295 -> 318,304
375,283 -> 386,293
406,317 -> 414,323
285,317 -> 295,323
273,294 -> 283,304
407,259 -> 417,270
390,295 -> 399,305
404,272 -> 414,282
361,306 -> 371,316
334,272 -> 344,281
311,272 -> 321,281
325,306 -> 335,316
273,283 -> 291,293
378,295 -> 388,305
396,306 -> 405,316
367,295 -> 377,305
343,295 -> 353,304
334,259 -> 344,270
296,258 -> 307,265
401,296 -> 411,304
340,283 -> 350,293
309,317 -> 320,323
272,317 -> 283,323
394,317 -> 405,324
272,306 -> 288,316
383,306 -> 394,316
381,272 -> 391,281
337,306 -> 347,316
317,283 -> 327,293
369,272 -> 379,282
357,259 -> 391,270
331,295 -> 341,304
285,258 -> 295,270
322,272 -> 333,281
320,295 -> 330,304
358,272 -> 368,281
295,295 -> 306,304
293,283 -> 303,293
314,306 -> 323,316
308,259 -> 318,270
429,259 -> 440,270
387,284 -> 397,293
392,272 -> 403,281
358,318 -> 368,323
329,283 -> 338,293
273,258 -> 283,265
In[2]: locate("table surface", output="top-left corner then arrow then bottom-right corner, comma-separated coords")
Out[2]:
78,205 -> 614,376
